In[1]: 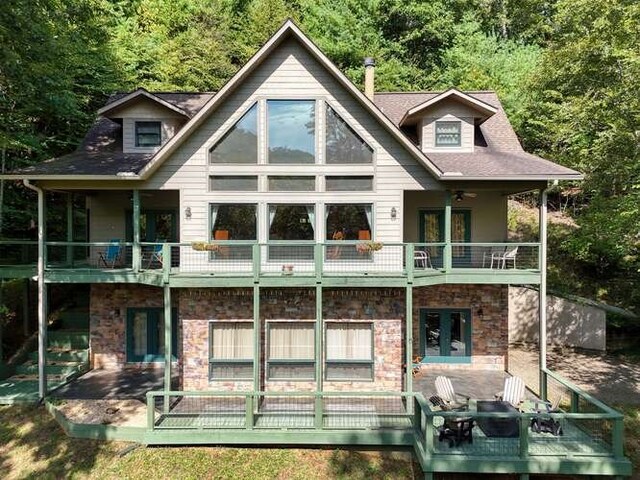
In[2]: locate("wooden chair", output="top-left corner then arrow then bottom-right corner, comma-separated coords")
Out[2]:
429,395 -> 474,447
435,376 -> 470,410
496,375 -> 526,409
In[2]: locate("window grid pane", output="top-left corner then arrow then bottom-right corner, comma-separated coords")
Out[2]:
268,322 -> 315,360
210,104 -> 258,164
268,176 -> 315,192
136,122 -> 161,147
326,176 -> 373,192
268,100 -> 315,164
210,176 -> 258,191
210,322 -> 254,360
435,121 -> 461,146
326,105 -> 373,164
326,323 -> 373,360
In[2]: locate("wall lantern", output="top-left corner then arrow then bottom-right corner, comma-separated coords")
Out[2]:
390,207 -> 397,219
185,206 -> 192,219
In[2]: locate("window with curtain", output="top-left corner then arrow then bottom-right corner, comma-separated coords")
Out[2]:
268,100 -> 315,164
326,105 -> 373,164
267,322 -> 315,380
209,322 -> 254,379
210,204 -> 257,260
268,204 -> 315,261
325,322 -> 373,380
210,103 -> 258,163
325,204 -> 373,260
435,121 -> 461,147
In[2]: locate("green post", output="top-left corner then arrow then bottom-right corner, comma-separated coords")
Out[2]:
163,284 -> 171,414
162,243 -> 171,283
570,390 -> 579,413
132,190 -> 141,272
405,285 -> 413,396
252,244 -> 260,282
245,394 -> 254,429
314,243 -> 323,282
315,393 -> 323,430
443,192 -> 452,271
405,243 -> 414,282
146,392 -> 155,430
413,396 -> 421,432
315,284 -> 323,399
253,285 -> 260,392
613,416 -> 624,458
519,414 -> 529,458
425,411 -> 434,453
65,193 -> 73,266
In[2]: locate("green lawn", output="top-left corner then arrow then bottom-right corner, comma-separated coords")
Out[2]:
1,404 -> 637,479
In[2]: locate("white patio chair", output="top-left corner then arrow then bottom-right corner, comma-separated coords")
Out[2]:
496,375 -> 526,409
500,245 -> 519,269
414,250 -> 433,269
435,376 -> 470,410
482,246 -> 506,268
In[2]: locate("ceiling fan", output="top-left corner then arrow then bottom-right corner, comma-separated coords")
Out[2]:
454,190 -> 477,202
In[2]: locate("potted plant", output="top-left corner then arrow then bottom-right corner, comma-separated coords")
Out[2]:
191,242 -> 219,252
356,241 -> 383,253
282,264 -> 294,275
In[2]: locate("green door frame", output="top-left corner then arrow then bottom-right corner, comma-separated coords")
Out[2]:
418,209 -> 471,267
419,308 -> 472,364
126,307 -> 178,362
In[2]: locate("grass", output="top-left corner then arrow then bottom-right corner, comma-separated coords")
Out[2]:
1,403 -> 637,479
0,405 -> 419,480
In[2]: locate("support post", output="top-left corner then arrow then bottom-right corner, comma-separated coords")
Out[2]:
37,187 -> 47,400
315,284 -> 323,429
163,284 -> 171,414
539,187 -> 548,399
132,190 -> 141,272
253,285 -> 260,392
65,193 -> 73,266
443,192 -> 452,271
405,285 -> 413,395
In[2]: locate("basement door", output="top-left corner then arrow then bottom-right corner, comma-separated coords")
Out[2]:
420,308 -> 472,363
126,308 -> 178,362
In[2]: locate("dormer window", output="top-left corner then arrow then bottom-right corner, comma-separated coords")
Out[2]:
135,121 -> 162,147
435,121 -> 461,147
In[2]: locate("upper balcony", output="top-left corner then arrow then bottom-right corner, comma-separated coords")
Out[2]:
0,240 -> 541,287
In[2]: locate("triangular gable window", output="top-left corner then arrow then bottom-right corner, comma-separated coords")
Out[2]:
210,103 -> 258,164
326,105 -> 373,164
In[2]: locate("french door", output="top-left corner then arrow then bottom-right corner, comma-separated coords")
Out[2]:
420,309 -> 471,361
418,210 -> 471,267
126,308 -> 178,362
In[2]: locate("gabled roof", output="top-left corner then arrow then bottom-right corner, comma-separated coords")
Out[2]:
97,88 -> 192,118
399,88 -> 498,126
136,19 -> 444,180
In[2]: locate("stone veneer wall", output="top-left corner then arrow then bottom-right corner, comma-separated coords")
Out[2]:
180,288 -> 254,391
412,285 -> 508,370
90,284 -> 178,369
178,287 -> 404,392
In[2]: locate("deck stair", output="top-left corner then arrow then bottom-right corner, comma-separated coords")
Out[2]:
0,311 -> 90,404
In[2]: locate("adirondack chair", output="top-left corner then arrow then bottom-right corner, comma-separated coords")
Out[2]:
435,376 -> 470,410
98,239 -> 122,268
496,375 -> 526,409
144,242 -> 164,269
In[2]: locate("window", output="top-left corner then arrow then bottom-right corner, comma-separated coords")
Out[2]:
268,100 -> 315,164
209,322 -> 254,379
211,204 -> 257,260
435,121 -> 461,147
268,204 -> 315,260
210,103 -> 258,164
267,322 -> 315,380
325,204 -> 373,260
326,105 -> 373,164
268,176 -> 315,192
135,121 -> 162,147
210,176 -> 258,191
325,323 -> 373,380
126,308 -> 177,362
326,176 -> 373,192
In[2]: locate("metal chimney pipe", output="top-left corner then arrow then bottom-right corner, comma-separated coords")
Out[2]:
364,57 -> 375,100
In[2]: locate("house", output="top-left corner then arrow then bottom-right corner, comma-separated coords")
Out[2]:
0,20 -> 630,479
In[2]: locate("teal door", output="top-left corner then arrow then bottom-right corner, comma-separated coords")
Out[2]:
418,210 -> 471,267
126,308 -> 178,362
420,309 -> 471,362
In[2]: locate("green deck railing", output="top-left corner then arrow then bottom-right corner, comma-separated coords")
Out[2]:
33,240 -> 541,279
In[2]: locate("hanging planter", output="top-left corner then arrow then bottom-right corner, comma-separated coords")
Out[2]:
191,242 -> 219,252
356,241 -> 383,253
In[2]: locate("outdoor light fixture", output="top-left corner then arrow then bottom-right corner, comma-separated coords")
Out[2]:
185,206 -> 192,219
390,207 -> 397,219
477,307 -> 484,319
